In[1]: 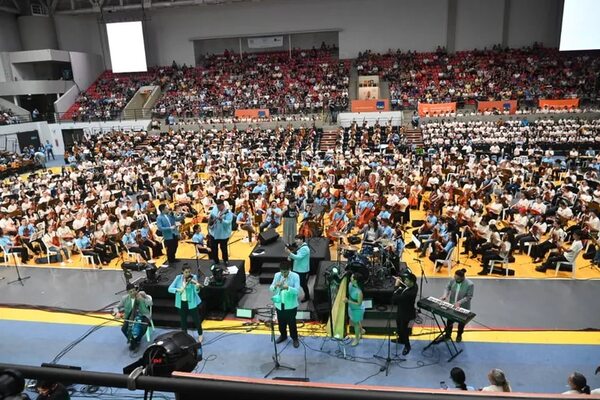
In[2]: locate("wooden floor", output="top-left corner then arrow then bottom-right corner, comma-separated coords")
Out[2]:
10,209 -> 600,280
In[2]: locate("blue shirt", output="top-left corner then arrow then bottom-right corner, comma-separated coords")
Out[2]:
265,207 -> 282,224
192,232 -> 205,246
140,227 -> 151,239
75,236 -> 91,249
122,232 -> 137,246
378,210 -> 391,220
288,243 -> 310,274
252,184 -> 267,194
18,224 -> 36,236
168,274 -> 202,309
0,235 -> 13,249
380,225 -> 393,239
208,207 -> 233,240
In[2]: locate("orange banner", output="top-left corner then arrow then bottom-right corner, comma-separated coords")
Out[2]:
234,109 -> 270,118
538,99 -> 579,109
351,99 -> 390,112
477,100 -> 517,114
417,102 -> 456,117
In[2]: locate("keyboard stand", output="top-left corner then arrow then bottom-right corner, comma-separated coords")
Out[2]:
422,312 -> 463,362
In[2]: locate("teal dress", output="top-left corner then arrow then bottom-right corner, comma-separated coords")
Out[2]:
347,281 -> 365,322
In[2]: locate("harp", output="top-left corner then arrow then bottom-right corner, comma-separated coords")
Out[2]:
325,275 -> 349,339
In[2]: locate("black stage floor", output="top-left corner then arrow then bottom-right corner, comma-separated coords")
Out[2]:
249,236 -> 330,275
140,259 -> 246,326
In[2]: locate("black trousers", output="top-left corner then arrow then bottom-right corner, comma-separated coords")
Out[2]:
178,301 -> 203,335
210,238 -> 229,264
296,271 -> 310,300
276,307 -> 298,340
540,254 -> 568,272
396,316 -> 412,347
165,237 -> 179,262
445,320 -> 465,337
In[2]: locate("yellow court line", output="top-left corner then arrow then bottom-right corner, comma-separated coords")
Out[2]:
1,308 -> 599,346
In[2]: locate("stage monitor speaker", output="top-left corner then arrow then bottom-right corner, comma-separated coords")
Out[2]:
258,229 -> 279,245
235,307 -> 254,319
296,310 -> 312,320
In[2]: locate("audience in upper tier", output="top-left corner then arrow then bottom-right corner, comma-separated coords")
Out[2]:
60,45 -> 600,122
356,44 -> 600,109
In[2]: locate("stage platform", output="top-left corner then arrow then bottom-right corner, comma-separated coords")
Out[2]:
139,259 -> 246,327
249,236 -> 330,275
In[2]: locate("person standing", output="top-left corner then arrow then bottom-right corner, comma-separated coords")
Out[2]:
112,283 -> 152,351
284,234 -> 311,302
44,140 -> 55,160
168,264 -> 204,343
282,198 -> 299,244
156,204 -> 185,264
344,272 -> 366,346
440,268 -> 474,343
269,263 -> 301,348
392,272 -> 418,355
208,199 -> 233,266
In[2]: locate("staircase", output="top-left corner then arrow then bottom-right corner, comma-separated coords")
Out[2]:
403,127 -> 424,147
319,130 -> 338,151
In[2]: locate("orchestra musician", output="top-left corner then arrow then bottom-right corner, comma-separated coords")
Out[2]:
284,234 -> 311,303
156,204 -> 185,264
236,204 -> 256,243
139,220 -> 164,258
112,283 -> 152,351
0,228 -> 30,263
391,272 -> 418,355
191,224 -> 211,258
168,264 -> 204,343
122,225 -> 151,261
440,269 -> 474,343
75,229 -> 111,267
41,225 -> 71,264
269,263 -> 301,348
208,199 -> 233,266
259,200 -> 282,233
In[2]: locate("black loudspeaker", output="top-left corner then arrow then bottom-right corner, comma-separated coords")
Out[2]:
258,229 -> 279,245
129,331 -> 199,377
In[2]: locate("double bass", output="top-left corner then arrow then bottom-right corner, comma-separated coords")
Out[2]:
356,196 -> 375,229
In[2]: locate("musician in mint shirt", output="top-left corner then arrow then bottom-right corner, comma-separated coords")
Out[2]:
440,268 -> 474,343
269,263 -> 301,348
208,199 -> 233,266
168,265 -> 204,343
113,283 -> 152,351
285,234 -> 311,302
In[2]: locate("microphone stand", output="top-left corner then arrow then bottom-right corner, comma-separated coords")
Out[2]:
373,285 -> 405,376
7,251 -> 30,286
264,305 -> 295,378
413,258 -> 427,301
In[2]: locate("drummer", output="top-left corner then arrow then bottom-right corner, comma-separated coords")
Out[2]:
360,218 -> 381,256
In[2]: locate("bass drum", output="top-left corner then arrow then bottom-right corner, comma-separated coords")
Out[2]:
345,259 -> 370,285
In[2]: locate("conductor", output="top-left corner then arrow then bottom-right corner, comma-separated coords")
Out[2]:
391,272 -> 418,355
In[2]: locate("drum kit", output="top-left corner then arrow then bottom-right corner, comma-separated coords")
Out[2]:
333,234 -> 397,287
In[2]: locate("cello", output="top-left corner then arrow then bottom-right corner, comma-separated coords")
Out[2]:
327,207 -> 347,242
355,194 -> 375,229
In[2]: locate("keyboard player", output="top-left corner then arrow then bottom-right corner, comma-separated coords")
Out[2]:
439,268 -> 474,343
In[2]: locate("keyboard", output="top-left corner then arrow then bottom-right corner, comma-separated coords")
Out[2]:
417,296 -> 476,325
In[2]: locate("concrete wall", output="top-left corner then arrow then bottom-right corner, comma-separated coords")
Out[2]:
69,51 -> 104,92
0,12 -> 22,52
455,0 -> 505,50
17,16 -> 58,50
507,0 -> 562,48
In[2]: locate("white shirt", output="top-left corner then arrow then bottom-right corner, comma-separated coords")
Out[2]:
564,240 -> 583,263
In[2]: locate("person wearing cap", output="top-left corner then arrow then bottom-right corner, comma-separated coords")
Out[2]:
208,199 -> 233,266
269,263 -> 301,348
113,283 -> 153,351
392,272 -> 418,355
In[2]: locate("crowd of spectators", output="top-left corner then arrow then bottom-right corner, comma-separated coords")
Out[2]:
356,44 -> 600,109
153,48 -> 349,118
0,108 -> 21,125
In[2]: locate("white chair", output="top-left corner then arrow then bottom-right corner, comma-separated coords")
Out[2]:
75,242 -> 96,268
555,248 -> 583,278
1,245 -> 20,265
434,246 -> 455,276
489,256 -> 510,276
523,239 -> 538,256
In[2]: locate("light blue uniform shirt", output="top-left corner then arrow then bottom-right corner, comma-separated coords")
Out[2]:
269,271 -> 300,310
288,243 -> 311,274
208,207 -> 233,240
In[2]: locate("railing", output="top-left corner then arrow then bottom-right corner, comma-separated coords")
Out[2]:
0,363 -> 585,400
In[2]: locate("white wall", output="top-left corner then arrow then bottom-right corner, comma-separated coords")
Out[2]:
143,0 -> 448,65
69,51 -> 104,91
455,0 -> 505,50
507,0 -> 561,48
17,16 -> 58,50
0,12 -> 22,52
53,14 -> 105,61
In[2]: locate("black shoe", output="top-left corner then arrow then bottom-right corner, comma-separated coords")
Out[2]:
402,346 -> 411,355
477,270 -> 488,276
275,336 -> 287,344
293,339 -> 300,348
535,266 -> 546,272
456,335 -> 463,343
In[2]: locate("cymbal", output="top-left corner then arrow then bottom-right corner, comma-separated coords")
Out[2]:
378,239 -> 395,247
330,231 -> 347,238
340,244 -> 359,251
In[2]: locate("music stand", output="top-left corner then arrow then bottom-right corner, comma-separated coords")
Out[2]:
264,305 -> 295,378
373,289 -> 405,375
7,251 -> 30,286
